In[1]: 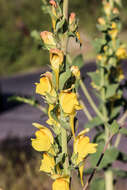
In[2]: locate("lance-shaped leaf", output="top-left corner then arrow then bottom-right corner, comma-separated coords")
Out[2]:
72,54 -> 84,69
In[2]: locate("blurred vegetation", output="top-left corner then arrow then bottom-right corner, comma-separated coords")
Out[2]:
0,0 -> 127,76
0,137 -> 81,190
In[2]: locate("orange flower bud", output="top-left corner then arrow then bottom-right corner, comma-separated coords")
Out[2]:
69,12 -> 76,25
98,17 -> 106,25
69,12 -> 78,32
113,8 -> 119,14
40,31 -> 56,46
49,0 -> 57,8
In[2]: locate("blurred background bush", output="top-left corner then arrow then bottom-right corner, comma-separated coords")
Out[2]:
0,0 -> 127,76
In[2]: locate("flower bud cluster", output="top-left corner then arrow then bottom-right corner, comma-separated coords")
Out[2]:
92,0 -> 126,94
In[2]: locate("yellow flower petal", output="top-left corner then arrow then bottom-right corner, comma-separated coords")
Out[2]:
50,49 -> 64,69
70,114 -> 76,140
109,29 -> 118,40
31,124 -> 54,152
116,47 -> 127,59
59,92 -> 82,114
74,131 -> 97,164
35,72 -> 52,96
40,153 -> 55,174
52,177 -> 70,190
79,162 -> 85,186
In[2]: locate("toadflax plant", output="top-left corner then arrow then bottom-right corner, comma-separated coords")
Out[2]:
29,0 -> 127,190
31,0 -> 97,189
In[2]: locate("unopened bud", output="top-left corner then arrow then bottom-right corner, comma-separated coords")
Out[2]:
69,12 -> 76,25
40,31 -> 56,47
98,17 -> 105,25
69,12 -> 77,32
113,8 -> 119,14
49,0 -> 57,8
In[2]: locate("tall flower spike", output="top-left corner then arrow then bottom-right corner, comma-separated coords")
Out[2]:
50,49 -> 64,90
31,123 -> 54,152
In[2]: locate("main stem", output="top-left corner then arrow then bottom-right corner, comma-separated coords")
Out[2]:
80,79 -> 106,122
100,65 -> 114,190
61,0 -> 69,174
62,0 -> 69,54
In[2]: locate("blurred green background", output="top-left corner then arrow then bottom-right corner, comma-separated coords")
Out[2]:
0,0 -> 127,77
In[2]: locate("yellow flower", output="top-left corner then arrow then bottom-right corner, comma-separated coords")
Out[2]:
35,72 -> 52,96
50,49 -> 64,90
116,47 -> 127,59
31,123 -> 54,152
59,92 -> 81,115
40,31 -> 56,46
59,92 -> 82,139
97,54 -> 103,61
98,17 -> 105,25
74,128 -> 97,164
35,72 -> 56,101
73,129 -> 97,186
112,22 -> 117,29
71,65 -> 80,78
40,153 -> 55,174
109,29 -> 118,40
52,177 -> 70,190
50,49 -> 64,70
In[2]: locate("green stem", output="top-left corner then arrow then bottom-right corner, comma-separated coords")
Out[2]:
114,111 -> 127,148
63,0 -> 68,20
79,99 -> 93,121
100,65 -> 114,190
60,0 -> 69,175
114,133 -> 121,148
80,79 -> 106,122
62,0 -> 69,54
61,126 -> 69,174
105,170 -> 114,190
